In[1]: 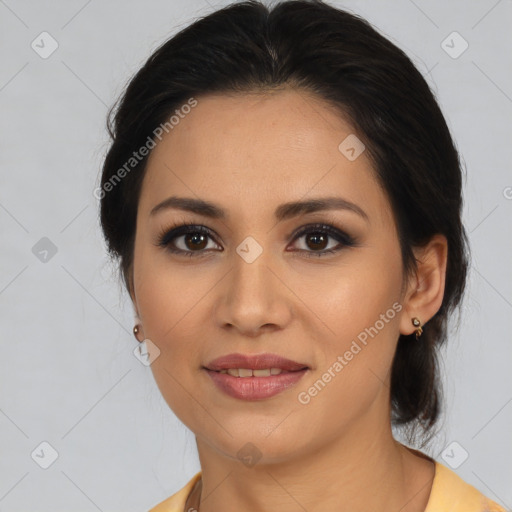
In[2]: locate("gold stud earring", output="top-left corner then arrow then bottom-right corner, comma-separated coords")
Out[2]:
133,324 -> 142,342
411,317 -> 423,339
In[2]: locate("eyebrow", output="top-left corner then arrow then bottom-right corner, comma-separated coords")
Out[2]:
150,195 -> 369,223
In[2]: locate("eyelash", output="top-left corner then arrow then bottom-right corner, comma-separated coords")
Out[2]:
155,221 -> 357,259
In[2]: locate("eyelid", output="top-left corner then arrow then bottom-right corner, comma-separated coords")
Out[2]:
288,221 -> 350,241
155,222 -> 221,249
155,219 -> 358,259
287,222 -> 356,254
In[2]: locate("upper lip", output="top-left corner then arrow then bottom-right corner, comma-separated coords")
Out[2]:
204,353 -> 309,372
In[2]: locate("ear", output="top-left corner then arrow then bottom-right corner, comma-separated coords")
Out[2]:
126,266 -> 139,318
399,234 -> 448,336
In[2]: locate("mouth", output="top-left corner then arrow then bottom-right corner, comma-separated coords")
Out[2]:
202,352 -> 310,400
203,366 -> 309,400
205,367 -> 307,377
204,352 -> 310,373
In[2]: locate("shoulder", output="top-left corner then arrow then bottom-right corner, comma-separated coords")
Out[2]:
145,464 -> 508,512
425,461 -> 507,512
147,471 -> 202,512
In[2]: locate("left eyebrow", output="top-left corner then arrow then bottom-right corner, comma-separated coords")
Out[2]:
149,195 -> 369,223
274,197 -> 369,223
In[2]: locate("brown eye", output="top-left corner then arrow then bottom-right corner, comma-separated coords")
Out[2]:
156,222 -> 356,258
289,223 -> 356,258
182,232 -> 209,251
156,224 -> 221,257
303,232 -> 329,251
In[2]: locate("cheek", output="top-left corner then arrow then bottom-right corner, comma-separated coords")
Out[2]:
294,281 -> 402,436
133,247 -> 210,339
299,253 -> 402,403
135,271 -> 205,364
132,254 -> 214,419
303,254 -> 402,345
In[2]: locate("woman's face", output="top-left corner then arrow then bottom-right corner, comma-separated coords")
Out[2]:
130,89 -> 415,464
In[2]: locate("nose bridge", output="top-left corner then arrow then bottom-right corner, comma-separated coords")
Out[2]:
231,235 -> 275,304
218,234 -> 288,331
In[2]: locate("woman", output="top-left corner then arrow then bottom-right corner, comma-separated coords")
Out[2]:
98,1 -> 506,511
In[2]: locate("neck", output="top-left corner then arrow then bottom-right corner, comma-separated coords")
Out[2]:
190,401 -> 435,512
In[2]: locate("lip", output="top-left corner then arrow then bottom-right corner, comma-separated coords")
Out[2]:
204,352 -> 309,372
204,367 -> 309,400
203,352 -> 310,401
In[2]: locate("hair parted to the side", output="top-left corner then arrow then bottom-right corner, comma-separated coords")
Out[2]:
98,0 -> 470,448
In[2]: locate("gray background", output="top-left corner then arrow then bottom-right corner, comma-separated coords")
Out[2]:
1,0 -> 511,510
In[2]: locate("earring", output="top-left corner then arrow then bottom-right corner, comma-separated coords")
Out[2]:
411,317 -> 423,339
133,324 -> 142,342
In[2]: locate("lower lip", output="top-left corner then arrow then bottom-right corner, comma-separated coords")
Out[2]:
204,368 -> 308,400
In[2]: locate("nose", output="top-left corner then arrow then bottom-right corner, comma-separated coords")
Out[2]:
215,245 -> 292,337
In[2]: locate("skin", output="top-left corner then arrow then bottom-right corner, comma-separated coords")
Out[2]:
129,88 -> 448,512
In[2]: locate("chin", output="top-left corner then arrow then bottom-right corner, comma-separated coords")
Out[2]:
210,430 -> 307,468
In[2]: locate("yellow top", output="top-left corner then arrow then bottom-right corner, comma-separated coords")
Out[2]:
148,460 -> 507,512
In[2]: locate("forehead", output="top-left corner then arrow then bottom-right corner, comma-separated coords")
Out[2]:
139,89 -> 392,229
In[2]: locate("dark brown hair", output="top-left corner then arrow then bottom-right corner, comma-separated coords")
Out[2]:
98,0 -> 470,447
